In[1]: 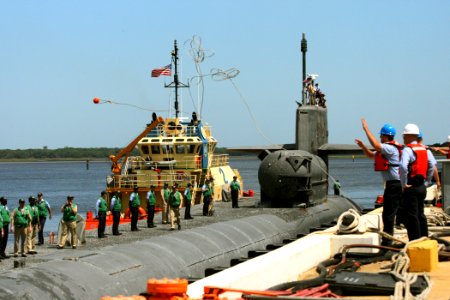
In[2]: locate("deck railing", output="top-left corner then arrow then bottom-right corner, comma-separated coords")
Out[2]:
107,172 -> 198,189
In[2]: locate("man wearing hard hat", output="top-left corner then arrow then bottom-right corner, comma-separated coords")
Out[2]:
399,124 -> 437,241
355,119 -> 403,246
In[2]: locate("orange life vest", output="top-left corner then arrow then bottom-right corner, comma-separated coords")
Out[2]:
406,143 -> 428,179
374,141 -> 403,172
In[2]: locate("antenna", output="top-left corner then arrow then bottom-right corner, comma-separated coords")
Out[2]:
301,33 -> 307,105
165,40 -> 189,118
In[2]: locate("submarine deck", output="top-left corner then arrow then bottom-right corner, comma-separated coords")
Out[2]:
0,194 -> 349,272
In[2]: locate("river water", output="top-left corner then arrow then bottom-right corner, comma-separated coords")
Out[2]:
0,156 -> 383,237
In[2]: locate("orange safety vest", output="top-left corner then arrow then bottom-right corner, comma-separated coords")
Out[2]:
374,141 -> 403,172
406,143 -> 428,179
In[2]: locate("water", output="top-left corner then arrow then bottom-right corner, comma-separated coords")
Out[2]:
0,156 -> 383,238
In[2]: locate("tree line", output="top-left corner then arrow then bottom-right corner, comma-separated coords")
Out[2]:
0,147 -> 229,160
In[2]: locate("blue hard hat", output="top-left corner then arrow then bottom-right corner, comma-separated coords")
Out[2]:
418,131 -> 423,138
379,124 -> 396,136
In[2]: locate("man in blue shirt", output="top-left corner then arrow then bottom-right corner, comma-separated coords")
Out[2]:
355,119 -> 402,246
399,124 -> 436,240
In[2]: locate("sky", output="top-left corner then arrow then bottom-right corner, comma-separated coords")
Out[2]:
0,0 -> 449,150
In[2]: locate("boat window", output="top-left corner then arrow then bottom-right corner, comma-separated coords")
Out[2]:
188,145 -> 197,154
151,139 -> 159,142
141,145 -> 149,155
163,139 -> 172,142
142,139 -> 148,143
151,145 -> 160,154
176,144 -> 185,154
211,144 -> 216,152
162,145 -> 174,154
176,139 -> 184,142
187,139 -> 193,142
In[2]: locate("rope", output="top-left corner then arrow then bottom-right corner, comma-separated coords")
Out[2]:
336,209 -> 366,234
389,237 -> 432,300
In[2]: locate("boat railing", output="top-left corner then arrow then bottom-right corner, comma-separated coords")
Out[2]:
145,124 -> 212,138
107,172 -> 198,189
210,154 -> 230,167
125,155 -> 202,170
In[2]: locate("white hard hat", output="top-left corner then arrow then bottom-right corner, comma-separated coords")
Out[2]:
402,123 -> 420,135
448,135 -> 450,142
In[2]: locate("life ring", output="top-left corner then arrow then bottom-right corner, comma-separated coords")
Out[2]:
125,207 -> 148,219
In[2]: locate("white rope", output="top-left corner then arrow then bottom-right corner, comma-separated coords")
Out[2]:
336,209 -> 366,234
389,238 -> 432,300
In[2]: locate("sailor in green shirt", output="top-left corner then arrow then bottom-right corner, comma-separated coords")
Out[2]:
160,183 -> 170,224
0,197 -> 10,258
11,199 -> 31,257
110,191 -> 122,235
146,185 -> 157,228
184,183 -> 194,220
96,191 -> 108,238
57,195 -> 78,249
26,196 -> 40,254
169,185 -> 183,230
129,186 -> 141,232
229,176 -> 241,208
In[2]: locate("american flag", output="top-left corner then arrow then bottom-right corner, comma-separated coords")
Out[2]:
151,64 -> 172,77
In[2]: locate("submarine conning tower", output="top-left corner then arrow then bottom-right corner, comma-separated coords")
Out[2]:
258,34 -> 329,208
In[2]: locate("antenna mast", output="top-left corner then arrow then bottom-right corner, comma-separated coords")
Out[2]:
301,33 -> 307,105
165,40 -> 189,118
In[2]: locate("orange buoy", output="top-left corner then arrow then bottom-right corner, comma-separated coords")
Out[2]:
93,97 -> 100,104
147,278 -> 188,300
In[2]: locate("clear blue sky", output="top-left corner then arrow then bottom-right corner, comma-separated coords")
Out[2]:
0,0 -> 449,149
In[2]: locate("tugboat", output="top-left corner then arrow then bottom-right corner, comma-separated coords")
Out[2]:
100,40 -> 242,214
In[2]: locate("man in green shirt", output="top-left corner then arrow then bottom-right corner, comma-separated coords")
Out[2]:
11,199 -> 31,257
129,187 -> 140,231
0,197 -> 10,258
146,185 -> 157,228
26,196 -> 40,254
160,183 -> 170,224
36,192 -> 52,245
229,176 -> 241,208
184,183 -> 194,220
96,191 -> 108,238
110,191 -> 122,235
169,185 -> 183,230
57,195 -> 78,249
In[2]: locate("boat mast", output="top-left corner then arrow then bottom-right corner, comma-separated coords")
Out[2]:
301,33 -> 307,105
165,40 -> 189,118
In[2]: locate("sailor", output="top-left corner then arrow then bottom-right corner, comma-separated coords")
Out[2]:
11,199 -> 31,257
333,180 -> 341,196
96,191 -> 108,238
168,184 -> 182,230
160,183 -> 170,224
110,191 -> 122,235
229,176 -> 241,208
26,196 -> 40,254
184,183 -> 194,219
202,179 -> 212,216
57,195 -> 78,249
36,192 -> 52,245
0,197 -> 10,258
129,187 -> 141,231
0,206 -> 3,260
355,119 -> 403,246
146,185 -> 157,228
399,124 -> 436,241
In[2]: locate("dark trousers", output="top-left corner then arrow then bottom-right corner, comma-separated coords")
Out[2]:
112,211 -> 121,234
381,180 -> 402,244
402,184 -> 428,241
38,216 -> 47,244
130,206 -> 139,231
98,211 -> 106,237
231,190 -> 239,208
1,223 -> 9,255
147,204 -> 155,227
184,200 -> 191,219
203,196 -> 210,216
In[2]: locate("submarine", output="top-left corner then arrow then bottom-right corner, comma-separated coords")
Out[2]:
0,35 -> 362,299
